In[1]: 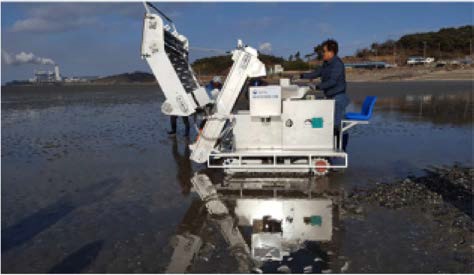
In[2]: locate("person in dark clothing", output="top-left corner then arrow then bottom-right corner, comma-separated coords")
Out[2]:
168,116 -> 190,136
249,77 -> 268,87
300,39 -> 350,151
198,76 -> 223,130
205,76 -> 223,99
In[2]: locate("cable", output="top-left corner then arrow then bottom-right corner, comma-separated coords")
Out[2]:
145,2 -> 173,23
189,47 -> 230,55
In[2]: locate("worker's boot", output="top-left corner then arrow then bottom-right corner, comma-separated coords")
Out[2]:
167,130 -> 176,136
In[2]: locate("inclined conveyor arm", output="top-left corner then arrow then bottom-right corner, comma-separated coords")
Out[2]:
141,6 -> 266,163
190,41 -> 266,163
141,10 -> 210,116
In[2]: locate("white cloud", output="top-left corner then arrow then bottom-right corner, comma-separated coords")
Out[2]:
259,42 -> 272,53
10,17 -> 98,33
2,51 -> 55,65
6,3 -> 146,33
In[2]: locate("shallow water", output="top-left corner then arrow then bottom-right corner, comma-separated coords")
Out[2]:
1,81 -> 473,273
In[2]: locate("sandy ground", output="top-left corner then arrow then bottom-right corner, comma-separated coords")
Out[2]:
346,66 -> 474,82
265,66 -> 473,84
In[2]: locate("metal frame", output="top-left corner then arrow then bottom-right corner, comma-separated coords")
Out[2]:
338,119 -> 369,150
207,149 -> 348,170
216,177 -> 316,197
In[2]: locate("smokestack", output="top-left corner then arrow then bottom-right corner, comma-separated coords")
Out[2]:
54,65 -> 61,81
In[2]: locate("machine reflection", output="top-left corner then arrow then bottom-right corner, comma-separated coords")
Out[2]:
166,173 -> 346,273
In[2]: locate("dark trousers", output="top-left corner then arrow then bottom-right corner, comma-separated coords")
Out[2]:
170,116 -> 190,134
333,93 -> 349,127
332,93 -> 350,151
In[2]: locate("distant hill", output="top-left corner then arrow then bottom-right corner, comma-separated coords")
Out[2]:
355,25 -> 473,60
192,54 -> 287,75
93,71 -> 155,84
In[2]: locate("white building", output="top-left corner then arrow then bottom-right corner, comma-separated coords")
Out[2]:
274,64 -> 284,73
269,64 -> 284,75
30,65 -> 63,83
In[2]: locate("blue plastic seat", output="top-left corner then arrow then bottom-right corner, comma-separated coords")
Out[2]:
344,96 -> 377,120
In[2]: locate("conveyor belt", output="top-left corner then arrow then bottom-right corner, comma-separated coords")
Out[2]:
164,30 -> 198,94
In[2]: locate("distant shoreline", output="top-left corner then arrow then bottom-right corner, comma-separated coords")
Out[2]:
285,66 -> 474,83
3,66 -> 472,89
3,78 -> 473,90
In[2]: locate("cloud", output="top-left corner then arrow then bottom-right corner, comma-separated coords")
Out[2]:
10,17 -> 98,33
259,42 -> 272,53
8,4 -> 102,33
6,3 -> 148,33
2,51 -> 55,65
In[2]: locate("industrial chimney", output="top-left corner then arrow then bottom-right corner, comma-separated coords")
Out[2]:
54,65 -> 62,81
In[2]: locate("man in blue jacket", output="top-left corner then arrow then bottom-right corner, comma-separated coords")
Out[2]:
300,39 -> 350,151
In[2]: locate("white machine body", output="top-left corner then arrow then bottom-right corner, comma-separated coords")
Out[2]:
141,9 -> 369,173
206,81 -> 347,173
235,87 -> 334,151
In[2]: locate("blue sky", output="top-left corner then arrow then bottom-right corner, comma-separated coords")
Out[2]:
2,2 -> 473,83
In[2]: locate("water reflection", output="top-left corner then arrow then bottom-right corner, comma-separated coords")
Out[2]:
171,136 -> 192,195
167,173 -> 347,273
351,91 -> 473,126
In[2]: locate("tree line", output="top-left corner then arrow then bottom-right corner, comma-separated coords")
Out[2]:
355,25 -> 473,59
192,25 -> 473,74
192,52 -> 314,74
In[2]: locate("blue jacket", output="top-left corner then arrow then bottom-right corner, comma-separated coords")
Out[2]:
205,81 -> 222,98
301,56 -> 346,98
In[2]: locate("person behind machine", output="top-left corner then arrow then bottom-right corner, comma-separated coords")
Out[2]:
197,76 -> 223,132
249,77 -> 268,87
168,77 -> 222,137
300,39 -> 350,151
205,76 -> 223,100
168,116 -> 190,136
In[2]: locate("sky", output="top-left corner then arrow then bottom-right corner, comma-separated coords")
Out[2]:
1,1 -> 473,83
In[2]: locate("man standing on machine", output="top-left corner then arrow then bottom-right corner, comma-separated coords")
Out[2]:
300,39 -> 350,151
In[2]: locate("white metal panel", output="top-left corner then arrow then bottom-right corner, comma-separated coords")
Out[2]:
281,85 -> 309,99
282,100 -> 334,150
249,86 -> 281,117
192,87 -> 211,107
233,115 -> 282,150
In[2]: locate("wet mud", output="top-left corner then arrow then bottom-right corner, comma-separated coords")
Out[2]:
1,81 -> 473,273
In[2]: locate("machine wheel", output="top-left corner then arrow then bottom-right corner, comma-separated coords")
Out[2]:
312,158 -> 330,176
